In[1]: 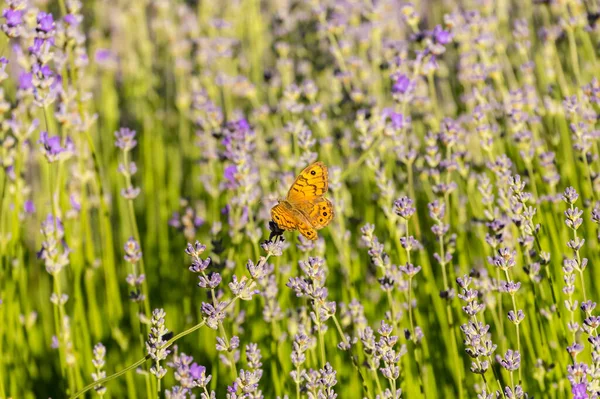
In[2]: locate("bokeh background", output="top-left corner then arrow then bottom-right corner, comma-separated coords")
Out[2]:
1,0 -> 599,398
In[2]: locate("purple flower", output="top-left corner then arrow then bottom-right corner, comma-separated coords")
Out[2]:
70,195 -> 81,212
189,363 -> 206,380
572,383 -> 588,399
498,349 -> 521,371
63,14 -> 79,26
5,165 -> 14,180
18,72 -> 33,90
114,128 -> 137,151
28,37 -> 45,56
32,64 -> 54,80
24,200 -> 35,213
221,118 -> 255,161
198,272 -> 221,288
227,382 -> 239,393
36,12 -> 54,33
124,238 -> 142,264
433,25 -> 452,45
185,241 -> 206,258
201,301 -> 227,329
95,49 -> 112,62
428,200 -> 446,220
389,112 -> 404,130
94,49 -> 118,70
562,186 -> 579,204
394,196 -> 416,219
169,212 -> 181,228
50,73 -> 63,91
224,165 -> 237,184
3,8 -> 22,28
234,118 -> 250,132
399,263 -> 421,277
392,74 -> 412,95
38,131 -> 69,162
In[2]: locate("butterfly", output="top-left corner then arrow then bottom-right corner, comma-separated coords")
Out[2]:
270,161 -> 334,240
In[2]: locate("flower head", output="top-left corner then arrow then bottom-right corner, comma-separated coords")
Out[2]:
3,8 -> 21,27
18,72 -> 33,90
433,25 -> 452,45
572,382 -> 588,399
38,131 -> 72,162
114,128 -> 137,151
36,11 -> 55,34
391,74 -> 412,95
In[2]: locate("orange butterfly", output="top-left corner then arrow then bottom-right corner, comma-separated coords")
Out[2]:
271,162 -> 334,240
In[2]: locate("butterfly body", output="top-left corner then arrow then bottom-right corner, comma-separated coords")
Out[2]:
271,162 -> 334,240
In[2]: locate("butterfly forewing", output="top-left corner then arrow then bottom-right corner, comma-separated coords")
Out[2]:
270,203 -> 297,230
286,162 -> 329,204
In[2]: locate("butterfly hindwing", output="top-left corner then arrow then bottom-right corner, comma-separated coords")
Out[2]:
297,218 -> 318,240
294,197 -> 334,230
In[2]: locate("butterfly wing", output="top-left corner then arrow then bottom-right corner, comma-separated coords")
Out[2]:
297,220 -> 318,240
286,162 -> 329,204
271,203 -> 298,231
271,201 -> 319,240
294,197 -> 334,230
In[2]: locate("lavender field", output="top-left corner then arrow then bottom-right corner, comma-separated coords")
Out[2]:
2,0 -> 600,398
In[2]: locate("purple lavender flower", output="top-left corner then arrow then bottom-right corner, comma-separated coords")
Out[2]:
94,48 -> 117,69
261,238 -> 285,257
224,165 -> 238,187
36,12 -> 55,34
399,263 -> 421,277
229,275 -> 258,300
64,14 -> 79,26
189,363 -> 205,380
428,200 -> 446,220
394,196 -> 416,219
388,112 -> 405,130
38,132 -> 72,162
198,272 -> 221,289
18,72 -> 33,91
124,238 -> 142,264
498,349 -> 521,371
562,186 -> 579,204
114,128 -> 137,151
121,187 -> 141,200
572,382 -> 588,399
186,241 -> 211,273
2,8 -> 21,27
146,309 -> 170,379
433,25 -> 452,45
24,200 -> 35,213
95,49 -> 112,62
32,63 -> 54,80
391,74 -> 412,95
1,7 -> 23,37
69,195 -> 81,213
29,37 -> 46,57
201,301 -> 227,329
